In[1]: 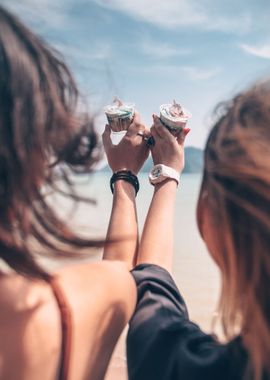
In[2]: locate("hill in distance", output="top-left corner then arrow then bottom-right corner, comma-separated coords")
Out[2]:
183,146 -> 204,173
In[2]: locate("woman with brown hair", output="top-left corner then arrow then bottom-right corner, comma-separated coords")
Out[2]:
0,5 -> 150,380
111,83 -> 270,380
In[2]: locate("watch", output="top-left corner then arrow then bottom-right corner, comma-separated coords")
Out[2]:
148,164 -> 180,186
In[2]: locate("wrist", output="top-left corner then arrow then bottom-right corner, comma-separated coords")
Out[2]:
152,163 -> 181,172
113,180 -> 136,197
110,170 -> 139,197
111,167 -> 137,176
154,178 -> 178,192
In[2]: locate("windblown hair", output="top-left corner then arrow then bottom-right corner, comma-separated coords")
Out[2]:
199,80 -> 270,379
0,6 -> 102,279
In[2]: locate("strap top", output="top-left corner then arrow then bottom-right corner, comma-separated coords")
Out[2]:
48,277 -> 72,380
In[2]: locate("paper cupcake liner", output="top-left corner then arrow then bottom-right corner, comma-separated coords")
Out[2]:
160,114 -> 188,130
106,113 -> 134,132
159,102 -> 191,136
105,99 -> 135,132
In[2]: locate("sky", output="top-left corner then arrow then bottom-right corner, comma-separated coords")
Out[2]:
1,0 -> 270,147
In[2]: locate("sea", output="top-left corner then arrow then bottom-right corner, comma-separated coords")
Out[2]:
35,172 -> 221,379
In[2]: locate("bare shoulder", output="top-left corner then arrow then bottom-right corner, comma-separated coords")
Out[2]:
54,262 -> 137,379
55,260 -> 137,314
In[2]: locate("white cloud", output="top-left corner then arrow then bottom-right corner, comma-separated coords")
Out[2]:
55,42 -> 112,63
141,38 -> 191,59
94,0 -> 253,34
240,43 -> 270,59
95,0 -> 207,29
207,13 -> 252,35
1,0 -> 73,29
132,63 -> 221,81
181,66 -> 221,81
2,0 -> 257,36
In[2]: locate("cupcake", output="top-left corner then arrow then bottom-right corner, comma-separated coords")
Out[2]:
104,97 -> 135,132
159,100 -> 192,136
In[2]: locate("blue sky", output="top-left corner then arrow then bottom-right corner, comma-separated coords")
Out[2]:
2,0 -> 270,147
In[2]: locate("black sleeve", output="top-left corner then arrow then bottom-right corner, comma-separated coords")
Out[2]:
127,264 -> 246,380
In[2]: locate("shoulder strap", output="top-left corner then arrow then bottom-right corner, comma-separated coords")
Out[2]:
48,276 -> 72,380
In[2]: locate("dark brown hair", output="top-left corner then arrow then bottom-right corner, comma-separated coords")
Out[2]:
198,80 -> 270,379
0,6 -> 102,279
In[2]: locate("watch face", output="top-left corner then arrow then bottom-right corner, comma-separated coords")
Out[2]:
149,164 -> 179,186
152,166 -> 162,178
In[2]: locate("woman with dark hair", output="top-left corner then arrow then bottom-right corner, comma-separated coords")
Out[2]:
107,83 -> 270,379
0,6 -> 150,380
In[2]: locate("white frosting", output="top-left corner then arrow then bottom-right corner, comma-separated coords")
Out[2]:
104,97 -> 135,119
160,100 -> 191,130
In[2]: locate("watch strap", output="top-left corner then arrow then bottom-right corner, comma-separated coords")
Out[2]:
148,164 -> 180,186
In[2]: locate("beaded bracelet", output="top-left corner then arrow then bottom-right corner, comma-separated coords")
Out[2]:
110,170 -> 140,196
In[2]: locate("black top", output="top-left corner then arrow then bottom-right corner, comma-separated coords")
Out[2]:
127,264 -> 258,380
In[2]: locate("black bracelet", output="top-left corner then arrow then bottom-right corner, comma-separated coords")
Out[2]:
110,170 -> 140,196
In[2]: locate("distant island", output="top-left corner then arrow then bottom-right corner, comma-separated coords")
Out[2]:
99,146 -> 203,174
182,146 -> 204,173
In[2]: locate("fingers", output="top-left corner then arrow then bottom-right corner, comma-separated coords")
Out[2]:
184,127 -> 191,136
150,125 -> 159,141
102,124 -> 113,150
143,129 -> 151,138
152,114 -> 174,141
150,115 -> 191,156
126,111 -> 144,137
176,127 -> 190,145
132,111 -> 141,125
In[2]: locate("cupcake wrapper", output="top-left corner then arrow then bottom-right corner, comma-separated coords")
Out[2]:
160,115 -> 187,135
106,114 -> 134,132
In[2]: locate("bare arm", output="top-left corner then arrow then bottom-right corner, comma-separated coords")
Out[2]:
102,113 -> 150,269
137,115 -> 190,273
103,180 -> 139,269
57,261 -> 137,380
137,180 -> 177,272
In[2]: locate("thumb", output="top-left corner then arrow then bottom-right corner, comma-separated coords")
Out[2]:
177,127 -> 190,145
132,111 -> 141,125
102,124 -> 113,150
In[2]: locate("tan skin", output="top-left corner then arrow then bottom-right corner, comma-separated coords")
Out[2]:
136,115 -> 189,272
102,113 -> 190,275
0,261 -> 136,380
102,112 -> 150,268
0,114 -> 149,380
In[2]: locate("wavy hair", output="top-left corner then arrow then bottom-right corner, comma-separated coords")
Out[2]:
198,80 -> 270,379
0,6 -> 102,279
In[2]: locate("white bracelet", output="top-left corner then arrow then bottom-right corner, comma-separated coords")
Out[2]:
148,164 -> 180,186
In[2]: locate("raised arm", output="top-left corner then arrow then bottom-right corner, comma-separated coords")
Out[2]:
136,115 -> 189,272
102,113 -> 149,269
